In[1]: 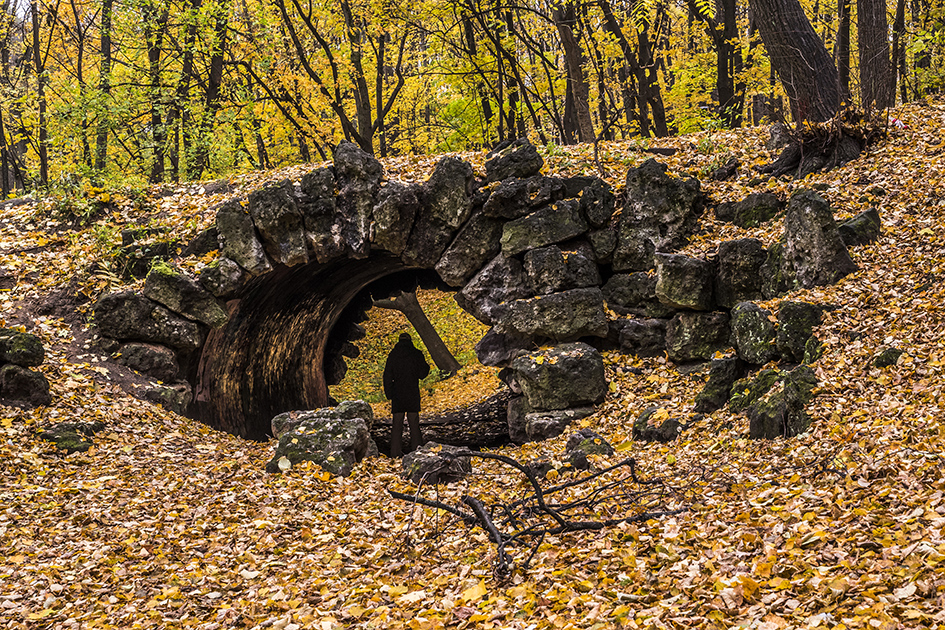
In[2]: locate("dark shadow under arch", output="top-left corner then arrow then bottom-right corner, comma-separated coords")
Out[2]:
192,253 -> 424,440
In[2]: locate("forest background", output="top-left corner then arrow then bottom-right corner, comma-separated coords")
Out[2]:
0,0 -> 940,196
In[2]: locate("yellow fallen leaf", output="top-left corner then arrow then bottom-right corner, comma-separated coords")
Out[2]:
397,589 -> 427,604
462,579 -> 487,603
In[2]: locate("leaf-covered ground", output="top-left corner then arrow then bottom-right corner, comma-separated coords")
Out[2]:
3,99 -> 945,629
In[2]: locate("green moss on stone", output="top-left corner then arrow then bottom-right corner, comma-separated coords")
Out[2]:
729,368 -> 781,414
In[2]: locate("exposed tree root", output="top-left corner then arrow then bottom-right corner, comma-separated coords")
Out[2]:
759,109 -> 886,179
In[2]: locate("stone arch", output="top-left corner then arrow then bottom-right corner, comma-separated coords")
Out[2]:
93,138 -> 721,442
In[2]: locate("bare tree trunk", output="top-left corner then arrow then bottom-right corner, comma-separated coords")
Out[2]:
891,0 -> 907,103
30,0 -> 48,185
748,0 -> 840,123
553,1 -> 594,143
95,0 -> 112,171
858,0 -> 893,112
145,3 -> 170,183
373,291 -> 462,375
189,0 -> 229,179
835,0 -> 851,100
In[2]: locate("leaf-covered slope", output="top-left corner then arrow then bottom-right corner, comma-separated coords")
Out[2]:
2,99 -> 945,628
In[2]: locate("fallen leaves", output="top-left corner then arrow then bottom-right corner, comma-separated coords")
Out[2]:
3,98 -> 945,628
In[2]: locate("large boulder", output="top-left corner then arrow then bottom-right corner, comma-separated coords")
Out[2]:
838,207 -> 881,247
455,254 -> 531,325
665,311 -> 731,362
402,442 -> 473,485
270,400 -> 374,439
247,180 -> 309,266
198,257 -> 247,300
475,329 -> 534,367
748,365 -> 818,439
215,199 -> 272,275
0,364 -> 51,406
509,342 -> 606,411
525,407 -> 595,441
94,291 -> 205,351
144,264 -> 228,328
729,368 -> 782,414
776,301 -> 823,363
117,342 -> 180,382
334,141 -> 383,258
484,138 -> 544,181
655,254 -> 715,311
299,167 -> 345,263
715,239 -> 767,309
500,199 -> 588,257
507,395 -> 534,444
483,176 -> 566,220
523,244 -> 600,295
730,302 -> 778,365
266,416 -> 373,477
716,192 -> 784,227
602,273 -> 673,318
499,288 -> 608,341
142,382 -> 192,415
616,318 -> 667,358
613,159 -> 703,271
402,156 -> 474,267
783,189 -> 858,288
0,329 -> 44,367
693,357 -> 748,413
760,242 -> 795,299
373,181 -> 420,255
435,209 -> 505,287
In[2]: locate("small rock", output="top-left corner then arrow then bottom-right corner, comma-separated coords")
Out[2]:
776,301 -> 823,363
665,311 -> 731,362
873,347 -> 904,368
402,442 -> 472,484
39,421 -> 105,454
838,208 -> 881,248
633,407 -> 682,443
525,407 -> 595,441
0,329 -> 45,367
693,357 -> 748,413
484,139 -> 544,181
0,364 -> 51,406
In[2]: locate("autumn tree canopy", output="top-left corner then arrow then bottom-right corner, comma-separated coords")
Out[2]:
0,0 -> 936,190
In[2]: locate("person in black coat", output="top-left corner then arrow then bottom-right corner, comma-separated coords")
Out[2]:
383,332 -> 430,457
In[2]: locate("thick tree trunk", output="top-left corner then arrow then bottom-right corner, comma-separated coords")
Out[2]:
858,0 -> 893,112
748,0 -> 840,123
373,291 -> 462,375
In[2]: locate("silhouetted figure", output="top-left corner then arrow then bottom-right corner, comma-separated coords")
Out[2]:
383,333 -> 430,457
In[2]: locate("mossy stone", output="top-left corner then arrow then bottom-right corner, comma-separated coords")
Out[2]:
729,368 -> 781,414
874,347 -> 903,368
